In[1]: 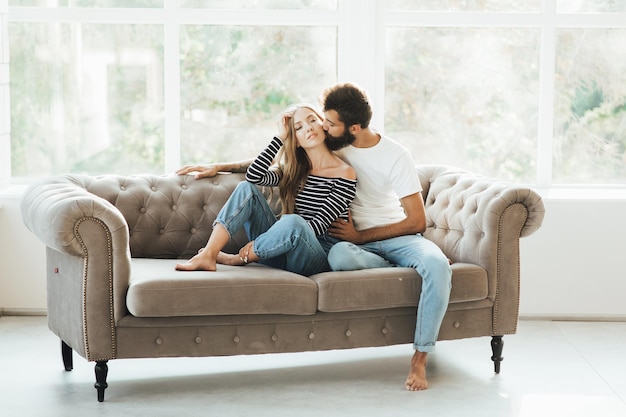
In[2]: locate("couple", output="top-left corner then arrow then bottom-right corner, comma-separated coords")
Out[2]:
176,83 -> 452,391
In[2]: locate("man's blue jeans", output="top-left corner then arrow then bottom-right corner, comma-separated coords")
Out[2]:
214,181 -> 331,276
327,236 -> 452,352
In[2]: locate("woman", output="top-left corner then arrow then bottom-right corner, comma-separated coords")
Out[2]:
175,104 -> 356,276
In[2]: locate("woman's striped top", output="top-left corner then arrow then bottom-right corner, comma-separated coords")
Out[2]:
246,136 -> 357,236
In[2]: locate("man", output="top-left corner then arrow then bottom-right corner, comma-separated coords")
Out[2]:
320,83 -> 452,391
177,83 -> 452,391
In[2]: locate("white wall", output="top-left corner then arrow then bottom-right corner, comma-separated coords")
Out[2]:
519,198 -> 626,320
0,0 -> 10,188
0,193 -> 47,313
1,192 -> 625,319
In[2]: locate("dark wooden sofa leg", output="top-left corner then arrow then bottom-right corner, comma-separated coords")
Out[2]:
61,340 -> 73,371
491,335 -> 504,373
94,360 -> 109,402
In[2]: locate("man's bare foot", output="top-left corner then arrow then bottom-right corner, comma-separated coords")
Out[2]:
405,351 -> 429,391
216,251 -> 246,266
175,252 -> 217,271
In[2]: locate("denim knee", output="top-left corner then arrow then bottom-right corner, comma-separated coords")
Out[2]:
278,214 -> 309,231
327,241 -> 380,270
234,180 -> 259,194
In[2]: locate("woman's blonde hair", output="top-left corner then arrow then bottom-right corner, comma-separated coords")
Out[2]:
276,104 -> 324,215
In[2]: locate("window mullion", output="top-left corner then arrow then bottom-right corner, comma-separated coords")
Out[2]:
164,2 -> 180,173
537,0 -> 556,187
338,0 -> 377,91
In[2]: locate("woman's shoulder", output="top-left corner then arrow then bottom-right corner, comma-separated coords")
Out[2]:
335,163 -> 356,181
322,159 -> 356,181
330,154 -> 356,180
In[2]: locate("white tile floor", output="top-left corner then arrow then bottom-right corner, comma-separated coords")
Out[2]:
1,316 -> 625,417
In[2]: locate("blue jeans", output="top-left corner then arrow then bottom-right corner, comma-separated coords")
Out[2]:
214,181 -> 331,276
327,235 -> 452,352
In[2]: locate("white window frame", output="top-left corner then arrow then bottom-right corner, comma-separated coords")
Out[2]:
4,0 -> 626,198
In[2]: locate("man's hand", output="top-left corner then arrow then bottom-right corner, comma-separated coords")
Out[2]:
328,211 -> 363,244
329,193 -> 427,245
176,164 -> 220,179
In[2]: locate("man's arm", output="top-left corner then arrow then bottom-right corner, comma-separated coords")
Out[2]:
176,159 -> 254,179
328,192 -> 427,244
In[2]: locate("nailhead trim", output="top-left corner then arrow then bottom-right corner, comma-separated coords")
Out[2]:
493,203 -> 527,335
74,217 -> 116,362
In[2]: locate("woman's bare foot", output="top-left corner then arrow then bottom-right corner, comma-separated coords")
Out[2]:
175,251 -> 217,271
405,351 -> 429,391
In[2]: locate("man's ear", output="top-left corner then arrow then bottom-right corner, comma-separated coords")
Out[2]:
349,124 -> 361,135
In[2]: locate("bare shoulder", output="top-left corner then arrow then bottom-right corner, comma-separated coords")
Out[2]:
314,155 -> 357,180
337,164 -> 357,181
331,156 -> 356,180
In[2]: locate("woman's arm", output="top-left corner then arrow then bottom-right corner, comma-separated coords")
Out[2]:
176,159 -> 254,179
245,137 -> 283,186
305,177 -> 357,236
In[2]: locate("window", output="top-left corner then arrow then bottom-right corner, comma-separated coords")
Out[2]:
5,0 -> 626,188
385,26 -> 540,183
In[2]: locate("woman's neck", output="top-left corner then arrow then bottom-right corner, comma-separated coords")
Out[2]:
306,147 -> 337,172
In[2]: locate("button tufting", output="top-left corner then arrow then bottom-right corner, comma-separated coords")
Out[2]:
345,330 -> 352,337
271,334 -> 278,342
172,205 -> 178,211
190,228 -> 197,234
181,184 -> 188,190
195,337 -> 202,344
381,328 -> 389,335
453,321 -> 461,328
120,185 -> 126,191
140,207 -> 146,213
233,336 -> 240,343
159,229 -> 165,235
155,337 -> 163,345
308,332 -> 315,340
151,186 -> 157,191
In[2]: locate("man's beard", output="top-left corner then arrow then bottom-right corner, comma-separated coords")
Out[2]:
325,129 -> 356,151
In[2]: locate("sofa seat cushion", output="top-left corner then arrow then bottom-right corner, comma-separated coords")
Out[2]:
127,259 -> 318,317
310,263 -> 488,313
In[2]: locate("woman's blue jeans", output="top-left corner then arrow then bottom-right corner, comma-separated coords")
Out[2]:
214,181 -> 331,276
327,236 -> 452,353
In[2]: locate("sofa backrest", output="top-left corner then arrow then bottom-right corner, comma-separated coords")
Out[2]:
24,166 -> 544,266
69,172 -> 272,258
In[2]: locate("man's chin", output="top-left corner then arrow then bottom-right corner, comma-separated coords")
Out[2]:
325,134 -> 355,151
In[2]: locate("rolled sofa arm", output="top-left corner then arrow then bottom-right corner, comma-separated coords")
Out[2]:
417,165 -> 545,335
21,175 -> 130,257
418,165 -> 545,264
22,175 -> 132,361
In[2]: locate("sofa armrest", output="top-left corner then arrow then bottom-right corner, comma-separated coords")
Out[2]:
22,175 -> 130,257
418,165 -> 545,334
22,175 -> 132,360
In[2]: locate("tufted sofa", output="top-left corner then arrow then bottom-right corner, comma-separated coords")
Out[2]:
21,165 -> 544,401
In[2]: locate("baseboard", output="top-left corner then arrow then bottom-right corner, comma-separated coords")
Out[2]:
520,314 -> 626,322
0,308 -> 47,317
1,309 -> 624,322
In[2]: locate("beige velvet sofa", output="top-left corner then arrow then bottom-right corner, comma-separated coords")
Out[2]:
21,165 -> 544,401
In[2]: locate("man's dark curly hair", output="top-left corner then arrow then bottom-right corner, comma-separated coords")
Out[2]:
321,83 -> 373,129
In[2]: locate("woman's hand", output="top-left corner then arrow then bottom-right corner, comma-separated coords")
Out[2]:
277,109 -> 294,142
176,164 -> 221,179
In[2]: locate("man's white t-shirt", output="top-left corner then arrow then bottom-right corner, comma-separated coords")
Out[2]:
335,135 -> 422,231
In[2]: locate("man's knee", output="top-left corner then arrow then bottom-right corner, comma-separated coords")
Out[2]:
328,242 -> 368,271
